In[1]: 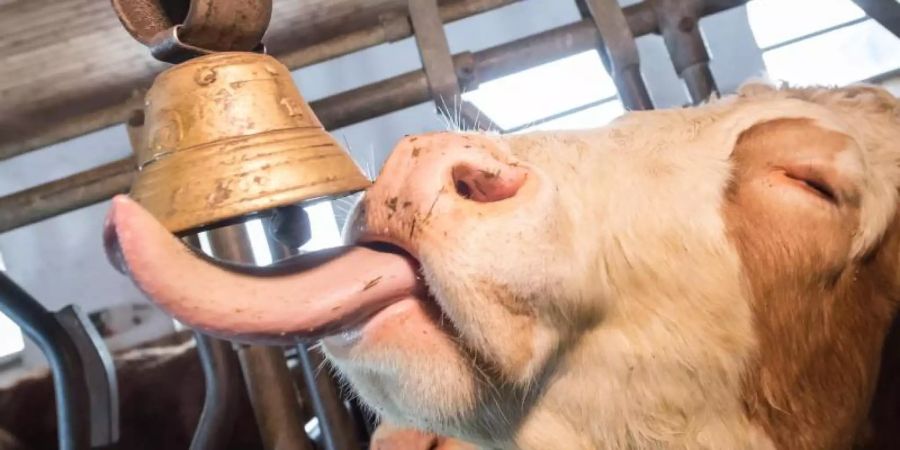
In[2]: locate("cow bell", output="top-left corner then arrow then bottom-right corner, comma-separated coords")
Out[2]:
129,52 -> 370,239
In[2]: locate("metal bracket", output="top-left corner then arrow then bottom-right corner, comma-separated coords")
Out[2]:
584,0 -> 654,110
111,0 -> 272,64
407,0 -> 500,131
651,0 -> 719,104
148,25 -> 268,64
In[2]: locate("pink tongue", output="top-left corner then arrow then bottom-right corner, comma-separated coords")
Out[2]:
104,195 -> 422,344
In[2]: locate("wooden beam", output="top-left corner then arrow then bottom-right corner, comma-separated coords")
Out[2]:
0,0 -> 520,162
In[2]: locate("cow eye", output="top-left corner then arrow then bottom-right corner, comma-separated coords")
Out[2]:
785,172 -> 838,204
803,179 -> 837,202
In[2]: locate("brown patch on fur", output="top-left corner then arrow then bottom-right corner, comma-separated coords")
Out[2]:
724,118 -> 900,449
854,215 -> 900,450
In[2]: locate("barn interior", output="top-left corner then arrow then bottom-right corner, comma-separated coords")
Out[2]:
0,0 -> 899,449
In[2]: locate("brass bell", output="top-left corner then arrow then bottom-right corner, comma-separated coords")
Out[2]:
129,52 -> 370,235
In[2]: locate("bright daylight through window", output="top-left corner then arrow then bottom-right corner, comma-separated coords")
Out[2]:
0,252 -> 25,360
463,50 -> 625,133
747,0 -> 900,87
463,0 -> 900,132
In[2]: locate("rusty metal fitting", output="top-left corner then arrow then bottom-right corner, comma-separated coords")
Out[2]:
111,0 -> 272,64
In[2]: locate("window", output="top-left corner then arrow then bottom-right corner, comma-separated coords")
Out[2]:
463,50 -> 624,132
0,252 -> 25,361
747,0 -> 900,86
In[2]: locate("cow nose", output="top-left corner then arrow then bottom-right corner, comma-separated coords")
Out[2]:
389,133 -> 527,204
450,160 -> 526,202
366,133 -> 530,236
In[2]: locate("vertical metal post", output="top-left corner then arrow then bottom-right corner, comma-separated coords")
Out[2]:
850,0 -> 900,39
584,0 -> 654,110
179,234 -> 245,450
237,346 -> 314,450
55,305 -> 120,448
651,0 -> 719,104
408,0 -> 500,131
296,345 -> 362,450
199,223 -> 315,450
188,333 -> 243,450
260,209 -> 365,450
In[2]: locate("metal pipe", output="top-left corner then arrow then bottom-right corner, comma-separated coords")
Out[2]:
184,230 -> 244,450
0,158 -> 136,233
584,0 -> 654,110
681,63 -> 718,104
258,211 -> 363,449
0,0 -> 749,233
189,332 -> 243,450
54,305 -> 120,448
296,345 -> 361,450
201,222 -> 316,450
237,346 -> 315,450
652,0 -> 719,104
0,273 -> 90,450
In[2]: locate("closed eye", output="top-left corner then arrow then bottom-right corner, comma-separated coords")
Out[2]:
785,172 -> 838,204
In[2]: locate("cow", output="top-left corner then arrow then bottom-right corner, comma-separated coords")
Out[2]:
104,82 -> 900,449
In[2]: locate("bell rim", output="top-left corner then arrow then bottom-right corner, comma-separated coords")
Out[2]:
129,127 -> 371,234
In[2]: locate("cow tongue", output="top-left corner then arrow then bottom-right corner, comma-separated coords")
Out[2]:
104,195 -> 422,344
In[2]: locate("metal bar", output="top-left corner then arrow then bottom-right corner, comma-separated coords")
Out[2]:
584,0 -> 654,110
178,233 -> 245,450
55,305 -> 120,448
0,0 -> 749,233
296,345 -> 361,450
189,333 -> 243,450
652,0 -> 719,104
0,273 -> 90,450
408,0 -> 498,131
201,223 -> 316,450
0,0 -> 521,162
0,158 -> 136,233
850,0 -> 900,39
410,0 -> 464,106
238,346 -> 315,450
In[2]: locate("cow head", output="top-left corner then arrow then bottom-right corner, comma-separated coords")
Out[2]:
105,83 -> 900,449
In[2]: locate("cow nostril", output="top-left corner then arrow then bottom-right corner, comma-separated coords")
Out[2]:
454,179 -> 473,199
450,162 -> 527,203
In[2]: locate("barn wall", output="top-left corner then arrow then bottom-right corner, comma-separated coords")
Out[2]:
0,0 -> 761,377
